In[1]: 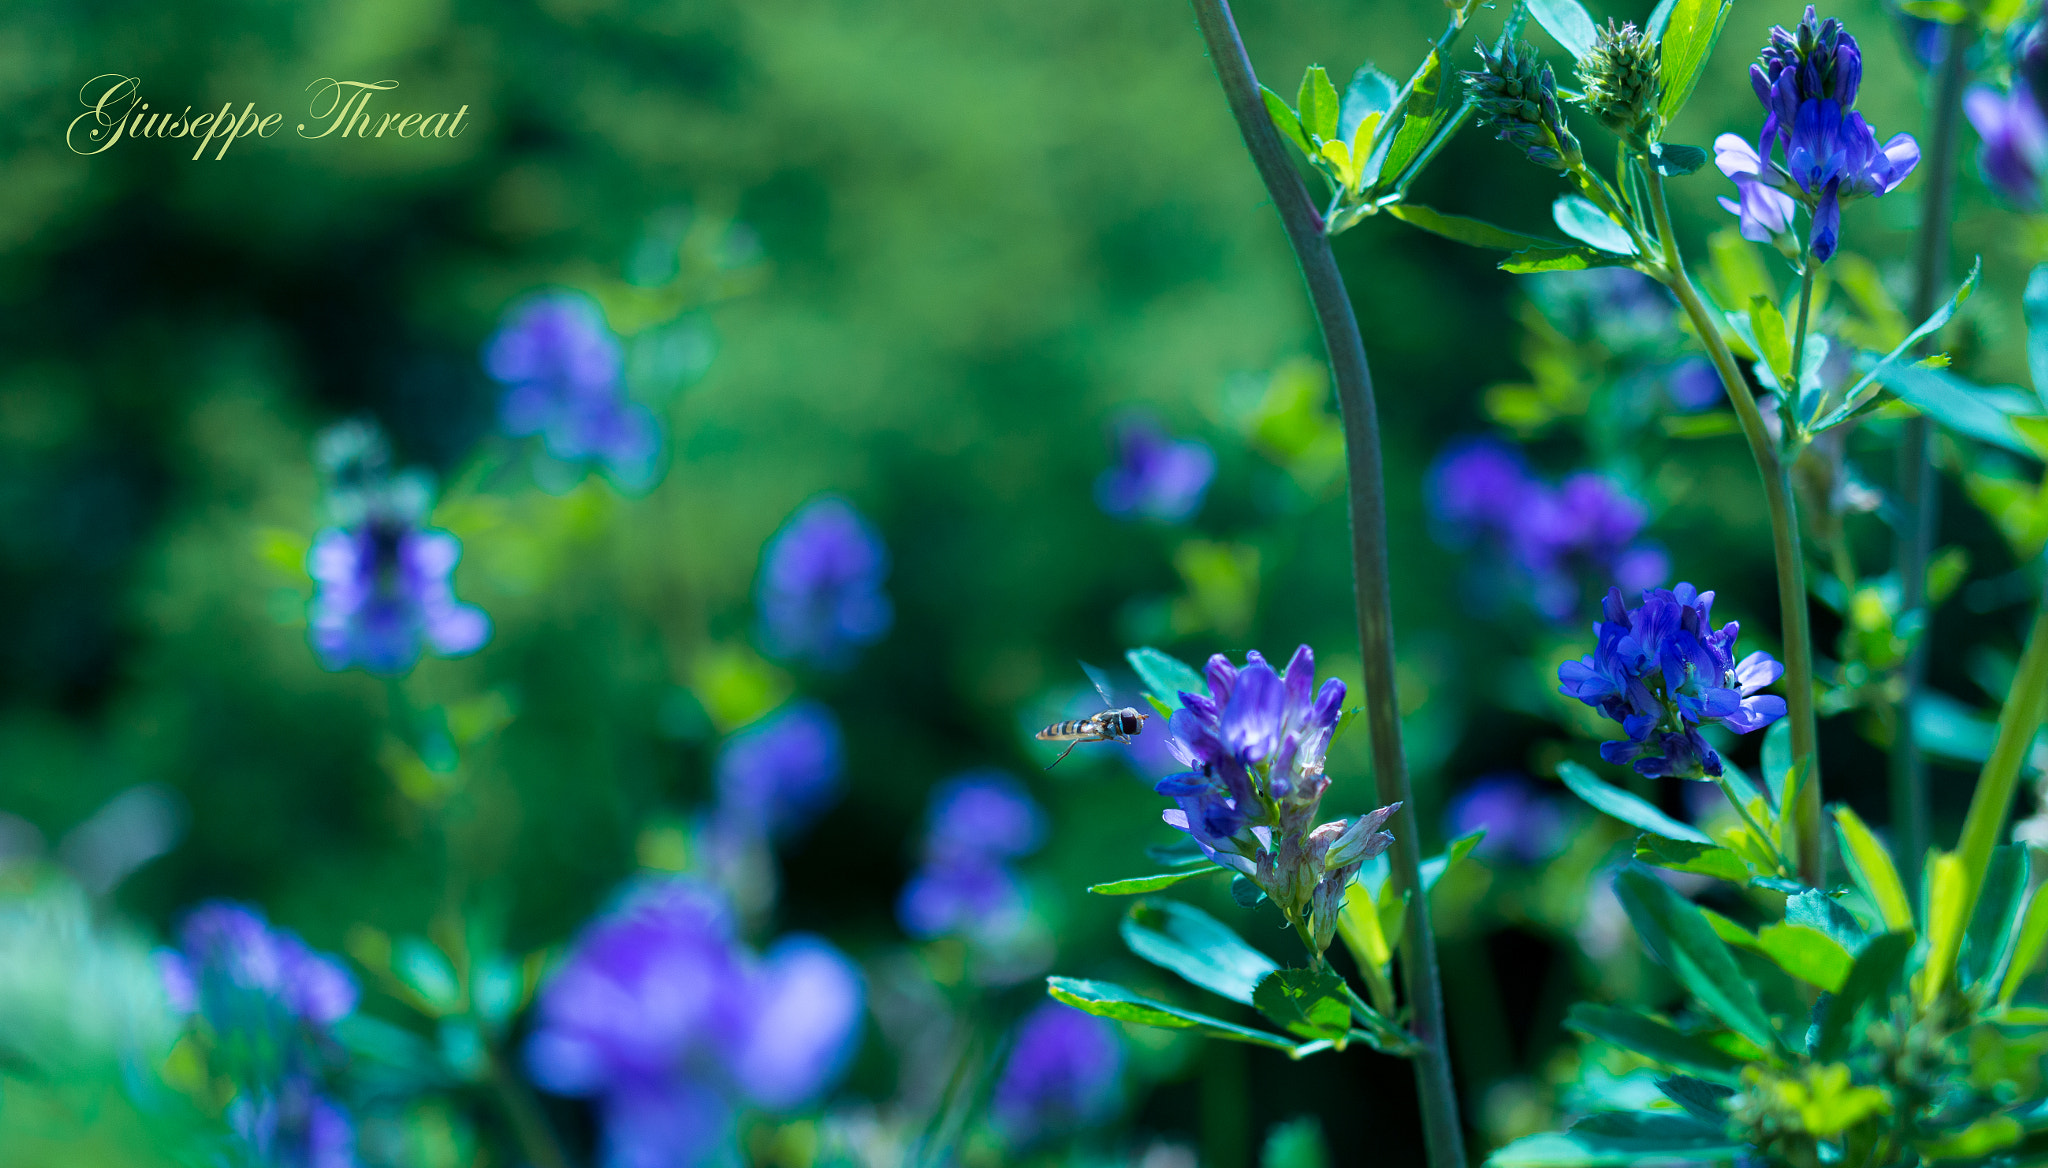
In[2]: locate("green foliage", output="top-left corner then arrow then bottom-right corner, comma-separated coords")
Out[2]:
1652,0 -> 1733,123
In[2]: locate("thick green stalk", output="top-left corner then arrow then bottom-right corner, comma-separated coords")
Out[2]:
1187,3 -> 1466,1165
487,1041 -> 574,1168
1894,21 -> 1972,891
1646,168 -> 1822,883
1955,571 -> 2048,911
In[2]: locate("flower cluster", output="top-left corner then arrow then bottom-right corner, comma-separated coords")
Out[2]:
1093,412 -> 1215,524
1558,584 -> 1787,778
990,1002 -> 1123,1147
1157,646 -> 1394,955
525,879 -> 863,1168
306,422 -> 490,676
714,700 -> 845,841
1427,438 -> 1669,622
1577,21 -> 1661,140
1464,37 -> 1582,171
756,497 -> 893,671
1965,25 -> 2048,207
485,292 -> 662,491
1717,7 -> 1919,260
157,902 -> 359,1168
897,771 -> 1046,951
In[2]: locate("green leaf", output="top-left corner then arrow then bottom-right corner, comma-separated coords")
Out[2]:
1340,64 -> 1398,144
1089,868 -> 1221,895
1298,66 -> 1341,144
1656,0 -> 1735,123
1815,257 -> 1983,432
1635,836 -> 1751,883
1421,830 -> 1486,892
1558,761 -> 1713,843
2026,264 -> 2048,395
1122,899 -> 1276,1004
1963,845 -> 2030,988
1614,866 -> 1779,1052
1046,977 -> 1299,1051
1253,967 -> 1352,1040
1754,923 -> 1854,993
394,937 -> 462,1014
1867,361 -> 2038,458
1815,931 -> 1912,1060
1387,204 -> 1570,252
1834,806 -> 1915,933
1658,1076 -> 1737,1125
1127,647 -> 1206,706
1917,1115 -> 2025,1162
2001,886 -> 2048,1006
1500,246 -> 1638,274
1527,0 -> 1597,58
1261,86 -> 1311,159
1377,51 -> 1446,183
1488,1113 -> 1741,1167
1921,851 -> 1969,1007
1784,889 -> 1866,952
1262,1117 -> 1330,1168
1552,196 -> 1637,255
1646,0 -> 1679,39
1564,1002 -> 1747,1082
1650,143 -> 1708,175
1747,295 -> 1794,390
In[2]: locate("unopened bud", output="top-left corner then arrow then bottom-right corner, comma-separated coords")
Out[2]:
1577,21 -> 1661,140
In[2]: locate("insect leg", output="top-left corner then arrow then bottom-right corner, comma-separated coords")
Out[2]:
1045,739 -> 1083,770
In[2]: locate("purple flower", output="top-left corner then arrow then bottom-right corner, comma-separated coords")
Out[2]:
158,902 -> 358,1168
1730,7 -> 1920,260
1714,135 -> 1800,245
1094,413 -> 1216,524
1445,773 -> 1567,864
1159,646 -> 1395,954
1558,584 -> 1787,779
897,773 -> 1045,944
1966,80 -> 2048,207
991,1002 -> 1123,1145
714,701 -> 844,840
305,423 -> 489,676
1428,438 -> 1668,622
486,293 -> 661,490
756,497 -> 893,671
526,879 -> 864,1168
1665,357 -> 1725,412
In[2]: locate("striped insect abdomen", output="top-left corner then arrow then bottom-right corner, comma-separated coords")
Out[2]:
1036,718 -> 1097,740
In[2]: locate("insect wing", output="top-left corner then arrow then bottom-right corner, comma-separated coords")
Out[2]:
1080,661 -> 1119,711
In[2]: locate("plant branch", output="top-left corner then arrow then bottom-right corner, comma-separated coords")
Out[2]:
1646,167 -> 1822,883
1894,19 -> 1972,892
1188,3 -> 1466,1165
487,1040 -> 575,1168
1955,565 -> 2048,914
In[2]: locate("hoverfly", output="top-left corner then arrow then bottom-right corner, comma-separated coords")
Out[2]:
1036,662 -> 1151,769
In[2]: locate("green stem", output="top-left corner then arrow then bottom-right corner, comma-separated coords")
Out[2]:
1787,264 -> 1816,428
1716,775 -> 1788,876
1646,167 -> 1822,884
1894,19 -> 1972,892
486,1041 -> 574,1168
1956,569 -> 2048,913
1188,3 -> 1466,1166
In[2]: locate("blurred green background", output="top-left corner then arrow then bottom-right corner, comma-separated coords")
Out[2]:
3,0 -> 2042,1164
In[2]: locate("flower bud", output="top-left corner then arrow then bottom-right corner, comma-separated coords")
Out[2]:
1577,21 -> 1661,140
1463,39 -> 1583,171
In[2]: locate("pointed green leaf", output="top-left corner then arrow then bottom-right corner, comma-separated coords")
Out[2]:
1615,866 -> 1779,1052
1090,868 -> 1222,895
1748,295 -> 1794,389
1500,246 -> 1639,274
1815,931 -> 1912,1060
1963,845 -> 2030,988
1834,806 -> 1915,932
1558,761 -> 1713,843
1868,361 -> 2037,457
1298,65 -> 1341,143
1815,257 -> 1983,432
1340,63 -> 1398,144
1651,143 -> 1709,175
1646,0 -> 1680,38
1527,0 -> 1598,58
1762,719 -> 1792,808
1784,889 -> 1866,951
1754,923 -> 1854,993
1920,851 -> 1969,1007
1658,1077 -> 1737,1125
1564,1002 -> 1747,1083
1488,1113 -> 1741,1167
1127,647 -> 1207,705
1121,899 -> 1276,1005
1635,836 -> 1751,883
1253,967 -> 1352,1040
2001,886 -> 2048,1006
1387,204 -> 1571,252
1377,51 -> 1446,182
1261,86 -> 1311,159
1552,196 -> 1638,255
1046,977 -> 1299,1051
1917,1115 -> 2024,1162
1656,0 -> 1735,123
1422,830 -> 1486,892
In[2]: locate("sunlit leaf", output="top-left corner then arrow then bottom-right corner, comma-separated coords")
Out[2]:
1047,977 -> 1299,1051
1527,0 -> 1598,59
1834,806 -> 1914,933
1340,63 -> 1398,144
1298,65 -> 1341,144
1754,923 -> 1854,993
1614,866 -> 1779,1052
1253,967 -> 1352,1041
1656,0 -> 1735,123
1388,204 -> 1570,251
1127,647 -> 1206,706
1488,1112 -> 1741,1167
1635,836 -> 1750,883
1089,869 -> 1221,895
1558,761 -> 1712,843
1552,196 -> 1637,255
1262,86 -> 1311,159
1500,246 -> 1638,273
1919,851 -> 1968,1008
1121,899 -> 1276,1005
1564,1002 -> 1747,1083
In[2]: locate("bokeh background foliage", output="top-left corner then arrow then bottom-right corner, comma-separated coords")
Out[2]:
2,0 -> 2041,1164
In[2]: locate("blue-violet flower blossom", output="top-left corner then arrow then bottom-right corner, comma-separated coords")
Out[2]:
991,1002 -> 1123,1146
755,497 -> 893,671
1558,584 -> 1787,779
1444,773 -> 1568,865
714,700 -> 845,841
897,771 -> 1046,946
1093,413 -> 1216,524
485,292 -> 662,490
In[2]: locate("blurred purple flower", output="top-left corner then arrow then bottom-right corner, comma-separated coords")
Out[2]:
922,770 -> 1046,865
1445,774 -> 1567,864
992,1002 -> 1123,1145
158,902 -> 358,1168
897,772 -> 1045,943
756,497 -> 893,671
715,701 -> 844,840
1558,584 -> 1786,779
1427,438 -> 1667,622
526,879 -> 863,1168
1094,413 -> 1216,524
1665,357 -> 1725,412
486,292 -> 662,490
1966,80 -> 2048,207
